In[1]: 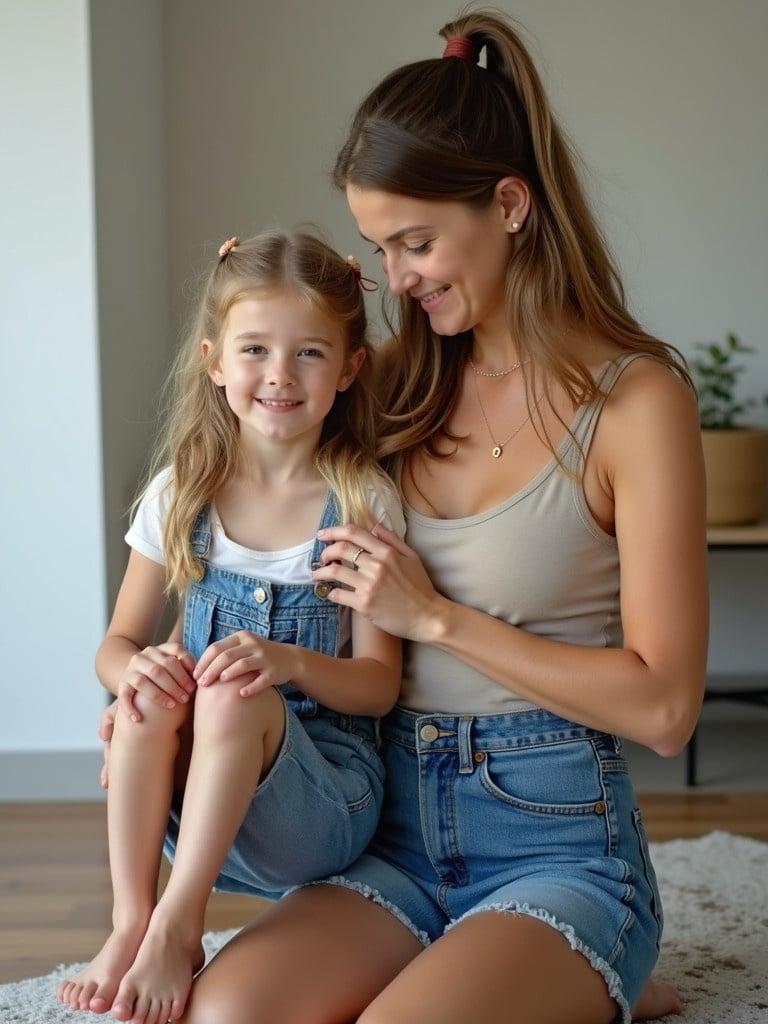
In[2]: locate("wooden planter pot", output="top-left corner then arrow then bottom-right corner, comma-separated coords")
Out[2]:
701,428 -> 768,525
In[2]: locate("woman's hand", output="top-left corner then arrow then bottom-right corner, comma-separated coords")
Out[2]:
194,631 -> 298,697
117,642 -> 196,723
311,523 -> 446,642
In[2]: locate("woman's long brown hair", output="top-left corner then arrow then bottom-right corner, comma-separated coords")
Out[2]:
334,9 -> 692,488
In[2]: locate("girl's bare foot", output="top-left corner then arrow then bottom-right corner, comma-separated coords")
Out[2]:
632,978 -> 685,1020
56,922 -> 148,1014
109,913 -> 205,1024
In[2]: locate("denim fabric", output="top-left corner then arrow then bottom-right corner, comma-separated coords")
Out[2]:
163,489 -> 384,897
306,704 -> 662,1023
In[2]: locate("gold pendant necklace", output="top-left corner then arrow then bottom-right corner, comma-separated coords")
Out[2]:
471,369 -> 543,459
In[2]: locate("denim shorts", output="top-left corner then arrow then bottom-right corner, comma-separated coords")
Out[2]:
164,690 -> 385,899
298,705 -> 662,1023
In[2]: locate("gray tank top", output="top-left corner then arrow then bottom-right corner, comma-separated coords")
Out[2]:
400,351 -> 649,714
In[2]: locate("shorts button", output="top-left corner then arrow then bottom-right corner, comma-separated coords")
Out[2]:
473,751 -> 486,763
314,582 -> 332,599
594,802 -> 606,814
253,587 -> 267,604
419,724 -> 439,742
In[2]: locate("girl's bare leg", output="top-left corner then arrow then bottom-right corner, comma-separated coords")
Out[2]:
57,695 -> 192,1014
179,884 -> 423,1024
110,683 -> 285,1024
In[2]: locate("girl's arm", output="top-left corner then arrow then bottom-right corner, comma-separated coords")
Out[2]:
289,613 -> 401,717
96,549 -> 195,709
312,361 -> 709,756
196,617 -> 401,718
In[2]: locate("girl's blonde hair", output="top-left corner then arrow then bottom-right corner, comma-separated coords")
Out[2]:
139,230 -> 388,596
333,9 -> 694,491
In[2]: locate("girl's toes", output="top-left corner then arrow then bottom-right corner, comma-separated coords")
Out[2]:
110,985 -> 136,1022
151,996 -> 167,1024
68,984 -> 83,1010
79,981 -> 98,1009
170,996 -> 185,1021
128,991 -> 151,1024
89,990 -> 111,1014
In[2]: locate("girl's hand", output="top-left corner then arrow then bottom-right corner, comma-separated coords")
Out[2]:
311,524 -> 445,642
195,631 -> 298,697
99,699 -> 118,789
117,642 -> 196,723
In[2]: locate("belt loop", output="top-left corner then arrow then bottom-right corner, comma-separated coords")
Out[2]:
458,716 -> 474,774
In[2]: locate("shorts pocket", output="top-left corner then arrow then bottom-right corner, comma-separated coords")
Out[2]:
478,739 -> 604,814
475,740 -> 611,858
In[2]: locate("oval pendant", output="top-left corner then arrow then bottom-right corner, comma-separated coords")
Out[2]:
492,445 -> 503,458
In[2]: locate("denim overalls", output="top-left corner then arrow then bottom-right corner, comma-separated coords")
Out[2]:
163,489 -> 385,897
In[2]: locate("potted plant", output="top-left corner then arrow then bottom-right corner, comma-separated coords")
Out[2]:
691,333 -> 768,525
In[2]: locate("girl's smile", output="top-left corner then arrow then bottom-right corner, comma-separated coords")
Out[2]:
204,288 -> 363,452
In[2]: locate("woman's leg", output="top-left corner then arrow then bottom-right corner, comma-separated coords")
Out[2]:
110,682 -> 285,1024
357,911 -> 618,1024
57,694 -> 192,1014
179,884 -> 423,1024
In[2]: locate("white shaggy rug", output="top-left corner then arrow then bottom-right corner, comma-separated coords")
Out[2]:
1,831 -> 766,1023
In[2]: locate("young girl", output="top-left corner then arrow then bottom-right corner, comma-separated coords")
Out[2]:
56,231 -> 404,1024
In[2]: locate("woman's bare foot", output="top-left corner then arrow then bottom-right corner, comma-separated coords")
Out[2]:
632,978 -> 685,1020
56,922 -> 148,1014
109,913 -> 205,1024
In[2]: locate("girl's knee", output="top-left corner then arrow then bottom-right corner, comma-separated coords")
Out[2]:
194,682 -> 283,742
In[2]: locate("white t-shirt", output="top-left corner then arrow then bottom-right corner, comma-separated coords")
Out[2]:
125,466 -> 406,585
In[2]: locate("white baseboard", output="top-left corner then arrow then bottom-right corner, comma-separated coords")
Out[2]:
0,751 -> 106,802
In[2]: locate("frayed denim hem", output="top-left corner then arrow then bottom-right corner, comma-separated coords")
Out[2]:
283,876 -> 432,948
445,901 -> 631,1024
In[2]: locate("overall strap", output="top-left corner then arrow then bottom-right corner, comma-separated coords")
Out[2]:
189,505 -> 212,557
309,489 -> 341,568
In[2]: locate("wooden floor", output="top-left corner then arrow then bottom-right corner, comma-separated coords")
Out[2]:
2,795 -> 767,984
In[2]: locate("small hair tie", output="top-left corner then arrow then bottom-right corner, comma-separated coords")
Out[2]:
346,254 -> 379,292
442,36 -> 479,62
218,236 -> 240,259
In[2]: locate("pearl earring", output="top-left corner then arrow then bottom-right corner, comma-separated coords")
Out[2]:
511,221 -> 520,231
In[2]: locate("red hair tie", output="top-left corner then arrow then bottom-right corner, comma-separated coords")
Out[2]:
442,37 -> 478,62
346,255 -> 379,292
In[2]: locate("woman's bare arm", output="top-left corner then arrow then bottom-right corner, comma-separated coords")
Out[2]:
313,361 -> 709,755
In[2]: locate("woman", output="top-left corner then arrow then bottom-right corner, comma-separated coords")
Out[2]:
104,11 -> 707,1024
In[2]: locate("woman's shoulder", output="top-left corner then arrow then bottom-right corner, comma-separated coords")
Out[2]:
598,349 -> 699,467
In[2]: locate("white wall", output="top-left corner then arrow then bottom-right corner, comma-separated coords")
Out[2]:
0,0 -> 167,800
0,2 -> 106,788
1,1 -> 766,798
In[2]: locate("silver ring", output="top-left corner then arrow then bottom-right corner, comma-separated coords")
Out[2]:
351,545 -> 365,567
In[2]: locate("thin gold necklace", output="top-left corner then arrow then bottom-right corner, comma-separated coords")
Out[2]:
470,355 -> 530,378
470,367 -> 543,459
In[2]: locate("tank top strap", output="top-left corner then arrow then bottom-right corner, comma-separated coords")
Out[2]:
568,351 -> 652,469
